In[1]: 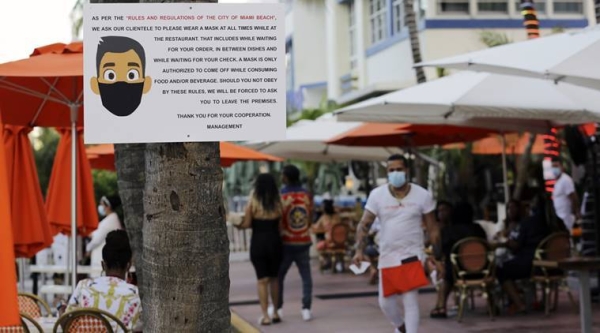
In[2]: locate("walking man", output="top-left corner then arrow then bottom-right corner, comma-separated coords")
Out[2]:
353,154 -> 440,333
273,164 -> 313,321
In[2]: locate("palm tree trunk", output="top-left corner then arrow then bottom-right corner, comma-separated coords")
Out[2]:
596,0 -> 600,23
114,144 -> 146,297
404,0 -> 426,84
144,142 -> 229,332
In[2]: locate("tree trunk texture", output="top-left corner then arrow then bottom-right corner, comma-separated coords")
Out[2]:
143,142 -> 229,332
404,0 -> 426,84
596,0 -> 600,23
509,0 -> 540,200
114,144 -> 146,297
512,134 -> 536,200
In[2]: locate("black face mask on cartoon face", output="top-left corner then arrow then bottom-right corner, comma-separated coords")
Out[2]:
98,82 -> 144,117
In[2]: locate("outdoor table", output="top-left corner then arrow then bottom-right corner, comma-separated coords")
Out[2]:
533,257 -> 600,333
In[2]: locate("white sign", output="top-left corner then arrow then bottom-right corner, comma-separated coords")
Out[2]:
83,3 -> 285,144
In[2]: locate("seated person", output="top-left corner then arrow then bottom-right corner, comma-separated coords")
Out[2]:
495,194 -> 550,314
63,230 -> 142,332
431,201 -> 486,319
312,199 -> 341,251
494,199 -> 523,267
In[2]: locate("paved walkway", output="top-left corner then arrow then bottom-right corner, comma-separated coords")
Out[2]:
230,260 -> 600,333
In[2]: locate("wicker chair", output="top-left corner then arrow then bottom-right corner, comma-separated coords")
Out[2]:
450,237 -> 497,322
531,232 -> 578,315
320,223 -> 350,273
53,308 -> 129,333
17,293 -> 52,319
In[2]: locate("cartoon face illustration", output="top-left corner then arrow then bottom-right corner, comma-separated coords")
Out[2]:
90,36 -> 152,117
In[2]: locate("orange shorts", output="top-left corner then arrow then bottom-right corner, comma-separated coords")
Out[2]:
381,256 -> 429,297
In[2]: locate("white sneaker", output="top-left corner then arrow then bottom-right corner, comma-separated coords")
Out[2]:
301,308 -> 312,321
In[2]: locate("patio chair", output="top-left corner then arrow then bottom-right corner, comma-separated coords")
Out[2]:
531,232 -> 577,315
450,237 -> 496,322
17,293 -> 52,319
320,223 -> 350,274
53,308 -> 128,333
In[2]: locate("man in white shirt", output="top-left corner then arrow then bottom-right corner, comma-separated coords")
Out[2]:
353,154 -> 440,333
551,158 -> 581,231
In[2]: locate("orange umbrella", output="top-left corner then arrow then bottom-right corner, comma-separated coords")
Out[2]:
3,125 -> 53,257
327,123 -> 494,147
220,142 -> 283,167
0,117 -> 21,327
46,128 -> 98,237
444,133 -> 546,155
0,42 -> 90,290
86,142 -> 283,171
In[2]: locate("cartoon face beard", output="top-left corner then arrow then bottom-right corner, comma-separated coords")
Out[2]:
98,82 -> 145,117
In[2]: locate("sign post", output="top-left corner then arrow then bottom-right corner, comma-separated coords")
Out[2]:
84,3 -> 286,144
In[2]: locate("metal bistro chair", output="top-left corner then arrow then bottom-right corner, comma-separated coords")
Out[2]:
531,232 -> 578,315
321,223 -> 350,274
450,237 -> 497,322
53,309 -> 129,333
17,293 -> 52,319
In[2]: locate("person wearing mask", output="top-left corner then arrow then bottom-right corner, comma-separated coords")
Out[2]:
430,201 -> 486,319
353,154 -> 440,333
85,195 -> 122,276
272,165 -> 313,321
237,173 -> 283,325
551,158 -> 581,233
64,230 -> 142,332
495,194 -> 551,314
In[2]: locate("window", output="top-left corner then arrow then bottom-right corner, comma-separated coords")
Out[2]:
553,0 -> 583,13
369,0 -> 388,44
478,0 -> 508,13
438,0 -> 469,13
349,1 -> 357,69
515,0 -> 546,15
392,0 -> 405,34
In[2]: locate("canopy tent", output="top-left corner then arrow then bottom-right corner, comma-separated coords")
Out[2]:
416,26 -> 600,90
0,41 -> 92,292
249,119 -> 404,162
335,72 -> 600,131
86,142 -> 284,171
3,125 -> 53,258
327,123 -> 494,147
335,71 -> 600,201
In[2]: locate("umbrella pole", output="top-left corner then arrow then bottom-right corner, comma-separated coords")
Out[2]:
70,105 -> 78,293
500,134 -> 510,203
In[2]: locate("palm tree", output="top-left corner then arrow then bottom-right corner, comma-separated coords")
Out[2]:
91,0 -> 230,331
404,0 -> 425,83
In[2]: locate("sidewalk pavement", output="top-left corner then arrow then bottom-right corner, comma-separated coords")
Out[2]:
230,260 -> 600,333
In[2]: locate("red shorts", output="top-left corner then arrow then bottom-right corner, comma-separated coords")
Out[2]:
381,256 -> 429,297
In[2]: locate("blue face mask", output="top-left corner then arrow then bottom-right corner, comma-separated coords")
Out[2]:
98,205 -> 106,217
388,171 -> 407,188
552,167 -> 561,178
